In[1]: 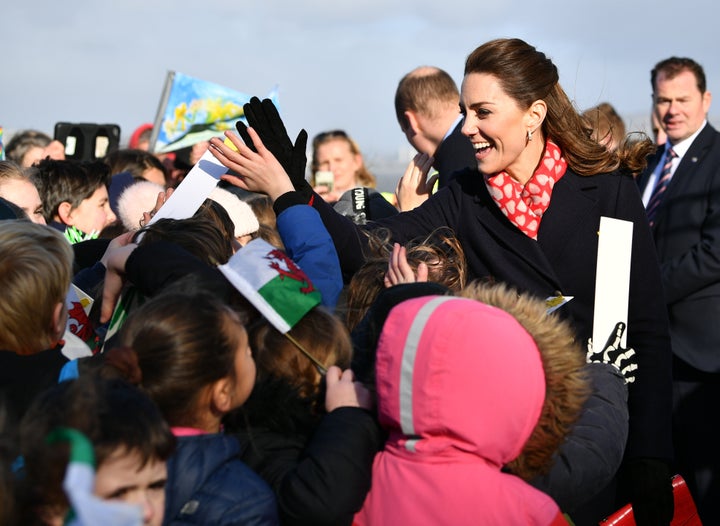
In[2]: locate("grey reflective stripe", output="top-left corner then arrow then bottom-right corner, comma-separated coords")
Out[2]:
405,438 -> 419,453
398,296 -> 455,451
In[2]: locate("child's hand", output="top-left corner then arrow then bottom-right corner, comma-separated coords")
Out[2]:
140,187 -> 174,228
325,366 -> 373,412
100,243 -> 138,324
384,242 -> 428,288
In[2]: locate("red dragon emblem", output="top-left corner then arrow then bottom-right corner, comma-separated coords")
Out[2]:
67,301 -> 100,353
265,249 -> 316,294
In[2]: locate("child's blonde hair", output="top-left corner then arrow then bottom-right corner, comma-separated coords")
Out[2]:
0,221 -> 73,354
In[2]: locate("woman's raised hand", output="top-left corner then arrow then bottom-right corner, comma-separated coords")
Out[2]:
208,127 -> 295,200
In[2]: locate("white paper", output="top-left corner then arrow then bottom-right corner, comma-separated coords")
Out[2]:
593,216 -> 633,348
148,149 -> 227,224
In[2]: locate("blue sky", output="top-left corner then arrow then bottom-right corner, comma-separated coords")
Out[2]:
3,0 -> 717,163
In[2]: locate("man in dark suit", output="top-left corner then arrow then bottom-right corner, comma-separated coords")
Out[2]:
637,56 -> 720,522
394,66 -> 476,188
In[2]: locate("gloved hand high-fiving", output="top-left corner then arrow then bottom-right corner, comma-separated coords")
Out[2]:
237,97 -> 312,200
586,322 -> 638,383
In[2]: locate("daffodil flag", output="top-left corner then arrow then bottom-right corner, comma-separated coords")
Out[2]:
149,70 -> 278,154
46,427 -> 142,526
219,238 -> 321,334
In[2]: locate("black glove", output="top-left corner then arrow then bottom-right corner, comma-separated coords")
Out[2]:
236,97 -> 311,201
618,458 -> 674,526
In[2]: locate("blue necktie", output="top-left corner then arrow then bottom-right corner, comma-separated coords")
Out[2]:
646,147 -> 677,227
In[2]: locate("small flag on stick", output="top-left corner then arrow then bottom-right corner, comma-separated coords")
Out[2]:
46,427 -> 143,526
219,239 -> 326,372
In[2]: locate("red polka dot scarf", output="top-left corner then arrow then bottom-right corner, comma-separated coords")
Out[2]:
484,139 -> 567,239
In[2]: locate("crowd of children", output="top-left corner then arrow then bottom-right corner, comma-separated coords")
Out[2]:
1,37 -> 686,526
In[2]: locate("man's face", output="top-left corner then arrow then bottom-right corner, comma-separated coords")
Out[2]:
653,69 -> 711,144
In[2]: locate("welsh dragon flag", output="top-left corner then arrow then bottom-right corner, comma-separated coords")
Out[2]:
218,238 -> 321,333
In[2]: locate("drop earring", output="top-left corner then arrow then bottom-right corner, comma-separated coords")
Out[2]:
527,129 -> 533,142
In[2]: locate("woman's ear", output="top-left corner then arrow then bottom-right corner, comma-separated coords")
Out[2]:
57,201 -> 74,225
526,99 -> 548,135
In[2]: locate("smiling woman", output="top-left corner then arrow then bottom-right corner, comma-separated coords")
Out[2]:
206,37 -> 676,526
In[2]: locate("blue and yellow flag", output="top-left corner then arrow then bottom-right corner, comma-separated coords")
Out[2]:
150,71 -> 278,154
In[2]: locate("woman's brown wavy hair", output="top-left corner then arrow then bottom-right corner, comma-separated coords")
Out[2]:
464,38 -> 654,177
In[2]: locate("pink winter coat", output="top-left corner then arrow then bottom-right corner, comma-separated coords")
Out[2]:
354,296 -> 568,526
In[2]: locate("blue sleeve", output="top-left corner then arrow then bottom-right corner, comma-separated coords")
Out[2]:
276,205 -> 343,310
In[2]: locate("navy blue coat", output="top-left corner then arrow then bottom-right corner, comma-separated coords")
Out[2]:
164,433 -> 278,525
637,123 -> 720,372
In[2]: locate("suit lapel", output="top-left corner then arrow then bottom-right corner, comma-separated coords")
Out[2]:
654,124 -> 716,227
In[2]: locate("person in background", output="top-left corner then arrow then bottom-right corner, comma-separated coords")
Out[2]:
5,129 -> 65,168
581,102 -> 626,152
103,148 -> 169,187
309,127 -> 397,225
310,130 -> 377,203
651,105 -> 668,146
33,158 -> 116,242
394,66 -> 476,187
0,161 -> 45,224
128,123 -> 154,151
636,55 -> 720,523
